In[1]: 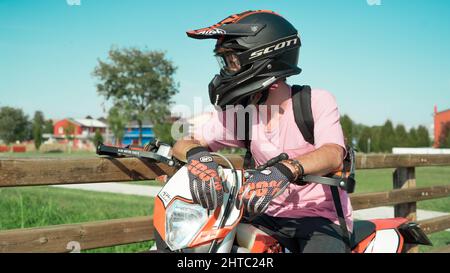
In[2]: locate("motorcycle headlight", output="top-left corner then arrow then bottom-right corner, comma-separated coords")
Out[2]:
165,200 -> 208,251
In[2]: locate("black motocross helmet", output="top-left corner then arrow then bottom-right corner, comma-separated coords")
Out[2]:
187,10 -> 301,109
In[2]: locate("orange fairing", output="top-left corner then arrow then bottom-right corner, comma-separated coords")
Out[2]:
153,196 -> 195,242
352,218 -> 407,253
371,218 -> 407,253
187,10 -> 280,38
332,171 -> 349,178
371,218 -> 408,230
352,233 -> 376,253
396,230 -> 404,253
251,234 -> 283,253
156,193 -> 243,249
189,207 -> 244,248
153,197 -> 166,240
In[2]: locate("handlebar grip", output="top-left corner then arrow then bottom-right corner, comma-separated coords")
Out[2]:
257,153 -> 289,170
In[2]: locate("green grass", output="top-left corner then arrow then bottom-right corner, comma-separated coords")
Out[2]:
121,180 -> 161,186
0,186 -> 154,253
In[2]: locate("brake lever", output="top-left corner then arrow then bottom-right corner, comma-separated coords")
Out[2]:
256,153 -> 289,171
96,142 -> 177,167
243,153 -> 289,179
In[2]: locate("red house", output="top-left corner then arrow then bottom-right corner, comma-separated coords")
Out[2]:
53,118 -> 107,147
434,106 -> 450,147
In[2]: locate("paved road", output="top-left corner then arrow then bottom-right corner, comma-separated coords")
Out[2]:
54,182 -> 449,230
54,182 -> 161,197
354,207 -> 449,220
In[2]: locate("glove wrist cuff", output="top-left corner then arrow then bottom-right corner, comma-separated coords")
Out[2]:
186,146 -> 209,158
274,163 -> 295,182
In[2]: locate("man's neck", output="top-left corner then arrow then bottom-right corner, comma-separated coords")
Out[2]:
259,80 -> 291,130
264,80 -> 291,110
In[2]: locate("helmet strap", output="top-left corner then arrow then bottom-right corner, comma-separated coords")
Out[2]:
256,90 -> 270,105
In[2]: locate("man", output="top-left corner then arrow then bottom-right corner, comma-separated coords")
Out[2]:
173,10 -> 353,253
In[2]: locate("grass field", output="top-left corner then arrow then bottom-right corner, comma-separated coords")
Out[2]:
0,151 -> 448,252
0,186 -> 154,253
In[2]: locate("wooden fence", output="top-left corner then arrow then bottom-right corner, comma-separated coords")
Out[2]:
0,154 -> 449,253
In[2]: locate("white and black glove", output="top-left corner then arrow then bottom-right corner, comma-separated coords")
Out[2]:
236,163 -> 293,215
186,147 -> 224,210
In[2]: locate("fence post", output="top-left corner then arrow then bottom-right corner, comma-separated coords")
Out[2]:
393,167 -> 418,253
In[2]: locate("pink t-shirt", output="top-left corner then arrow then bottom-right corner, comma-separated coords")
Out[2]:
193,88 -> 353,232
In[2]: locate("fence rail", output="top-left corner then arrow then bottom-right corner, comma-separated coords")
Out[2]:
0,216 -> 154,253
0,153 -> 449,253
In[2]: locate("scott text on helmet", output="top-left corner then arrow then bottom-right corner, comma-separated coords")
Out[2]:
249,37 -> 299,60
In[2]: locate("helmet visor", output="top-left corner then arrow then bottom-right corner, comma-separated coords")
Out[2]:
215,51 -> 242,74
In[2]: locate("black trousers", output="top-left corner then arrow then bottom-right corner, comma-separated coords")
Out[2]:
247,214 -> 349,253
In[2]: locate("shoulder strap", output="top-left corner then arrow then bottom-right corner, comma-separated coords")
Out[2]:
330,186 -> 352,251
244,84 -> 314,168
291,85 -> 315,145
243,111 -> 255,169
292,85 -> 351,251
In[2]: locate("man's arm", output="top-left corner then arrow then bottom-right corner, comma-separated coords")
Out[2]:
282,143 -> 345,177
172,111 -> 245,162
281,89 -> 346,178
172,138 -> 209,163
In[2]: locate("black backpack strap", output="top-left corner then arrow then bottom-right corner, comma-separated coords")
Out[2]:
291,85 -> 315,145
292,84 -> 352,251
330,186 -> 352,252
300,175 -> 351,191
243,111 -> 255,169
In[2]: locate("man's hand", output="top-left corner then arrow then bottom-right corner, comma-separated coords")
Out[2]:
172,138 -> 208,163
236,163 -> 294,215
186,147 -> 224,210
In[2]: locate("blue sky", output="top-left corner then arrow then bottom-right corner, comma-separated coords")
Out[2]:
1,0 -> 449,129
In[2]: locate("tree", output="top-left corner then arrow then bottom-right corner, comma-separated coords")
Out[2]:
394,124 -> 408,147
107,106 -> 130,145
351,123 -> 365,149
370,126 -> 382,153
408,128 -> 418,147
43,119 -> 54,134
0,106 -> 29,144
340,114 -> 354,145
24,120 -> 33,142
93,47 -> 179,145
32,111 -> 45,150
379,120 -> 395,152
64,124 -> 75,140
64,122 -> 76,153
92,129 -> 104,147
416,125 -> 431,147
439,122 -> 450,148
153,122 -> 175,145
357,127 -> 372,153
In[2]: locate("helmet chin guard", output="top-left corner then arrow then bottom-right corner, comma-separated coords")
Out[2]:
187,10 -> 302,109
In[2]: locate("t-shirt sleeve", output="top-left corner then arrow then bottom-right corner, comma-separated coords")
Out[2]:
191,111 -> 245,152
311,89 -> 346,151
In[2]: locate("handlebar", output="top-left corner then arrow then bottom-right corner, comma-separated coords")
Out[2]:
96,142 -> 177,167
97,142 -> 290,175
256,153 -> 289,171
